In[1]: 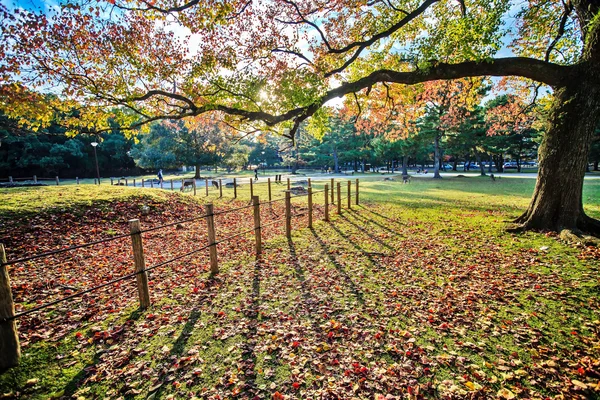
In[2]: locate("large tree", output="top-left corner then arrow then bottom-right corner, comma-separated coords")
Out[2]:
1,0 -> 600,237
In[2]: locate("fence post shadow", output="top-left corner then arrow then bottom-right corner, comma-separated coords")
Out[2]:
307,228 -> 365,305
337,213 -> 396,252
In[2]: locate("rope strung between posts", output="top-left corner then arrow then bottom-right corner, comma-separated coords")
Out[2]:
3,242 -> 214,322
260,216 -> 286,228
215,227 -> 256,245
2,233 -> 132,266
260,196 -> 287,205
140,214 -> 209,234
213,203 -> 254,217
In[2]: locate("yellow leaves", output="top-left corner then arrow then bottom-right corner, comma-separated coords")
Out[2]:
497,388 -> 516,399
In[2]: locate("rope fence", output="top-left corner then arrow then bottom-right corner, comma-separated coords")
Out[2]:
0,178 -> 362,370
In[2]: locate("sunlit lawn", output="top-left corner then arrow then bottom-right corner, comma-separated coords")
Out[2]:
1,176 -> 599,399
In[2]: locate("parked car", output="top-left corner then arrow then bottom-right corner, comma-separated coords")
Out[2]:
504,162 -> 518,169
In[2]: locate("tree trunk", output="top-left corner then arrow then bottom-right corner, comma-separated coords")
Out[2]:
194,164 -> 201,179
452,160 -> 457,171
402,155 -> 408,175
477,154 -> 486,176
514,81 -> 600,235
332,146 -> 339,173
488,156 -> 493,173
594,160 -> 599,171
433,134 -> 442,179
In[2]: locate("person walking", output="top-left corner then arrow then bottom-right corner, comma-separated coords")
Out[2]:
157,169 -> 164,184
254,168 -> 258,181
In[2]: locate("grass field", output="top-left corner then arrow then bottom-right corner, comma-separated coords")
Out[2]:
0,176 -> 599,399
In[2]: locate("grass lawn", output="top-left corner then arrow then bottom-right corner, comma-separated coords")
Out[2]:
0,176 -> 599,399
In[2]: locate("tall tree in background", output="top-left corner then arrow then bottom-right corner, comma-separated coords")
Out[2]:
2,0 -> 600,236
485,95 -> 540,173
416,79 -> 485,178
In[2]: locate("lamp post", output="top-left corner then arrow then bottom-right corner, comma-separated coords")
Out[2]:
91,141 -> 101,184
261,151 -> 265,175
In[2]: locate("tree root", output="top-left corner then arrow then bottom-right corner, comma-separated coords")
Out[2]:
559,228 -> 600,246
505,223 -> 526,233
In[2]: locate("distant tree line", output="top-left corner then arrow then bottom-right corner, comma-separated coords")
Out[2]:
1,95 -> 599,179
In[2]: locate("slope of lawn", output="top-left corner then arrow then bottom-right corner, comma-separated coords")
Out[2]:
0,176 -> 599,399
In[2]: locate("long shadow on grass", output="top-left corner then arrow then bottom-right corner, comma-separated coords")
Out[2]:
61,306 -> 146,398
348,207 -> 406,236
322,219 -> 393,284
286,238 -> 330,333
338,212 -> 396,252
308,228 -> 365,305
238,259 -> 261,395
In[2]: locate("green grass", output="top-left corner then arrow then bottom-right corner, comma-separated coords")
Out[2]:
1,176 -> 599,399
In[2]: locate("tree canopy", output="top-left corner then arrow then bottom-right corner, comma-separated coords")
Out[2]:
0,0 -> 579,137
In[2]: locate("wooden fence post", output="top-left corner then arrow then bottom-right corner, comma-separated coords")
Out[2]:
205,204 -> 219,274
347,180 -> 351,209
268,178 -> 272,201
128,220 -> 151,309
142,178 -> 145,188
33,175 -> 37,184
193,180 -> 196,196
76,177 -> 79,185
287,177 -> 291,190
285,191 -> 292,238
205,178 -> 209,196
160,180 -> 163,189
308,187 -> 313,229
111,177 -> 114,185
308,178 -> 311,188
219,179 -> 223,198
170,180 -> 174,191
330,178 -> 334,204
125,178 -> 128,187
250,178 -> 254,200
233,178 -> 236,198
133,179 -> 136,187
150,179 -> 154,188
55,176 -> 59,186
337,182 -> 341,214
356,179 -> 359,205
324,184 -> 329,222
252,196 -> 262,257
0,243 -> 21,370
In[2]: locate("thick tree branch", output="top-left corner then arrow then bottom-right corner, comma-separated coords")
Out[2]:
105,57 -> 567,138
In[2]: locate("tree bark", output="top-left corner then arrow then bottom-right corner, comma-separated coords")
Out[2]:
514,80 -> 600,235
477,154 -> 486,176
332,146 -> 339,173
433,134 -> 442,179
194,163 -> 201,179
402,155 -> 408,175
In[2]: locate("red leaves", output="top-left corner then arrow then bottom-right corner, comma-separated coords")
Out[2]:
272,391 -> 285,400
